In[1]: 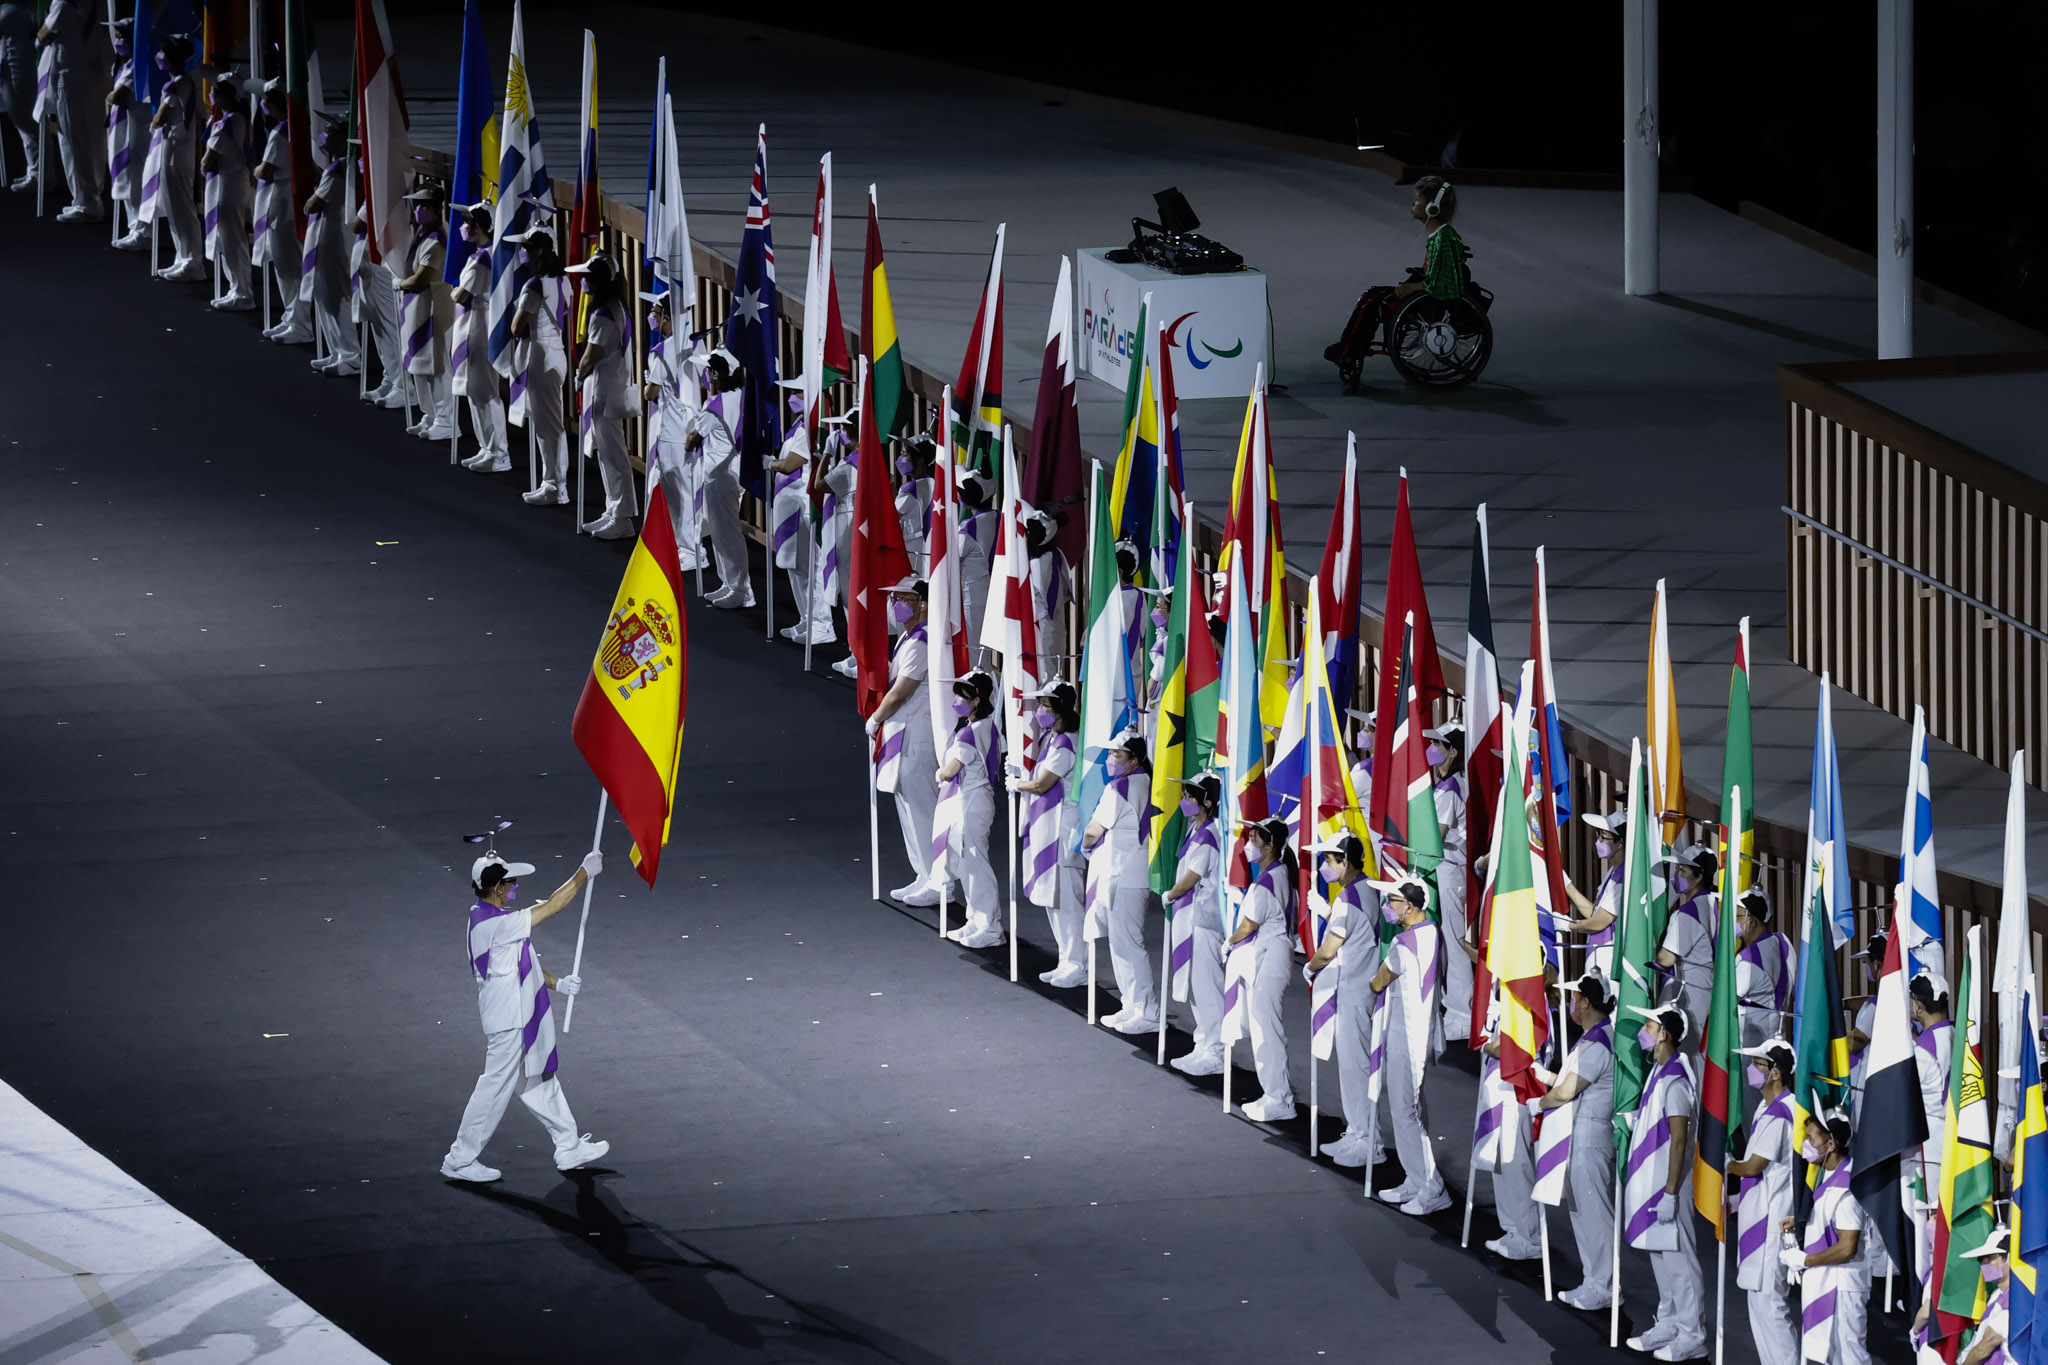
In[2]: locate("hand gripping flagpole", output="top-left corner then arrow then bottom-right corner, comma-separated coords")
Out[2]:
560,788 -> 609,1033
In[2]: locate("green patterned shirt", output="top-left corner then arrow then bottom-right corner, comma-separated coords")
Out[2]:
1423,225 -> 1470,301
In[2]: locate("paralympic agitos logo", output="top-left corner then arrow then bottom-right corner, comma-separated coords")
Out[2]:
1082,290 -> 1243,371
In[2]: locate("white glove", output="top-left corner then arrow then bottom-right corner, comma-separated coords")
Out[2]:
1779,1247 -> 1807,1270
865,717 -> 880,737
581,851 -> 603,879
554,974 -> 582,997
1654,1191 -> 1677,1225
1302,962 -> 1317,985
1525,1098 -> 1546,1119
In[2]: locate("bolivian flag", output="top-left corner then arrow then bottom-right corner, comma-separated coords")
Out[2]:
571,481 -> 690,886
863,188 -> 911,438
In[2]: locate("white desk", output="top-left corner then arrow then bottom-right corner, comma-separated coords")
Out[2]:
1075,248 -> 1269,401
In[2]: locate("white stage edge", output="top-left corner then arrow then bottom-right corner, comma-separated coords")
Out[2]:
0,1079 -> 384,1363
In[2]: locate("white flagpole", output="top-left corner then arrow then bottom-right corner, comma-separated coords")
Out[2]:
803,525 -> 817,673
450,390 -> 461,465
263,260 -> 273,330
1087,929 -> 1098,1026
1008,791 -> 1019,983
1309,1001 -> 1319,1148
35,115 -> 46,217
1540,1205 -> 1554,1301
559,788 -> 609,1033
358,311 -> 369,398
527,419 -> 539,493
1363,998 -> 1384,1199
151,216 -> 161,271
939,873 -> 949,939
1714,1221 -> 1728,1365
1459,1076 -> 1485,1246
1609,1157 -> 1626,1346
765,473 -> 777,641
868,734 -> 881,901
1156,906 -> 1171,1065
111,196 -> 123,246
1222,1033 -> 1233,1113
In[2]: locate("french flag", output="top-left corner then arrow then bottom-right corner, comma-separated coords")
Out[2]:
1849,914 -> 1929,1312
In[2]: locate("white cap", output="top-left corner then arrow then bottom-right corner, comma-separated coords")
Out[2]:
1738,1035 -> 1794,1060
1625,1001 -> 1690,1044
1367,874 -> 1433,914
1580,810 -> 1625,835
1962,1227 -> 2010,1260
470,852 -> 536,888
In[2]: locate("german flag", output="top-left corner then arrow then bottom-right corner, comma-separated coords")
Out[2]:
571,481 -> 690,885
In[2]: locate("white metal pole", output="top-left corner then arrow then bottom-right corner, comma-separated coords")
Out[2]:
575,403 -> 586,531
1087,930 -> 1098,1026
450,388 -> 461,466
803,528 -> 817,673
1309,1024 -> 1319,1152
1540,1206 -> 1554,1301
1622,0 -> 1660,296
358,311 -> 369,398
528,416 -> 539,492
1157,907 -> 1171,1065
35,115 -> 46,217
263,259 -> 273,331
1008,791 -> 1019,983
111,197 -> 123,245
1714,1221 -> 1728,1365
1222,1036 -> 1233,1113
559,789 -> 610,1033
1363,1002 -> 1383,1197
939,876 -> 949,940
1608,1157 -> 1626,1347
1877,0 -> 1914,358
1460,1077 -> 1485,1247
868,736 -> 882,901
765,482 -> 777,642
151,216 -> 161,271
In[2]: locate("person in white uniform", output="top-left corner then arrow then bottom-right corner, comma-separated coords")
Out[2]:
252,80 -> 312,341
1726,1038 -> 1801,1365
509,226 -> 572,507
37,0 -> 109,221
764,386 -> 834,642
103,21 -> 149,241
866,577 -> 938,901
353,205 -> 406,410
894,433 -> 935,574
957,472 -> 997,648
395,185 -> 457,440
1479,992 -> 1543,1261
936,670 -> 1004,949
1369,873 -> 1450,1215
1956,1227 -> 2012,1365
1303,833 -> 1384,1166
441,846 -> 610,1183
1165,772 -> 1226,1073
1778,1108 -> 1869,1365
1909,970 -> 1953,1269
636,291 -> 703,551
1564,809 -> 1627,979
303,121 -> 360,375
1011,680 -> 1086,986
1622,1001 -> 1706,1361
1547,968 -> 1618,1311
693,350 -> 755,608
1084,728 -> 1160,1034
452,203 -> 509,471
0,2 -> 36,194
1226,817 -> 1297,1122
146,38 -> 205,280
1735,889 -> 1796,1049
1656,844 -> 1719,1055
1428,723 -> 1473,1039
200,73 -> 256,311
566,250 -> 638,539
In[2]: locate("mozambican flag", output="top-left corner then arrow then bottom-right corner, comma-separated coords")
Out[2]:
572,482 -> 690,885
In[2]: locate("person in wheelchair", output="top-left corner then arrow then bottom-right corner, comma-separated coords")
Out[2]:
1327,176 -> 1493,390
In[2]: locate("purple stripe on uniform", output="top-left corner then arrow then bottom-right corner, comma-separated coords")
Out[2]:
1473,1098 -> 1504,1150
509,372 -> 527,407
1311,992 -> 1339,1035
300,212 -> 320,277
204,176 -> 219,235
876,727 -> 905,768
1533,1128 -> 1572,1184
1170,933 -> 1194,978
1738,1211 -> 1772,1265
1801,1290 -> 1838,1335
404,313 -> 434,371
451,336 -> 469,371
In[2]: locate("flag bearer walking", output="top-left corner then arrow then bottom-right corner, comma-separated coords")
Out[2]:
1227,817 -> 1297,1121
1727,1038 -> 1801,1365
1303,834 -> 1383,1164
1622,1002 -> 1707,1361
1369,874 -> 1450,1214
1165,773 -> 1226,1073
1083,729 -> 1160,1034
1012,680 -> 1087,987
442,846 -> 610,1183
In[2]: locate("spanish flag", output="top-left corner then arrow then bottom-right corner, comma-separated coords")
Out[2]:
571,481 -> 690,886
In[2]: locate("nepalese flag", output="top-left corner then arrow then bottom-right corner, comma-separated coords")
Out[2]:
1147,524 -> 1218,894
1216,556 -> 1268,891
980,428 -> 1040,778
1368,467 -> 1445,837
444,0 -> 497,284
1486,667 -> 1551,1102
570,481 -> 690,886
1109,293 -> 1156,559
2006,989 -> 2046,1363
1932,926 -> 1998,1347
862,187 -> 910,439
488,0 -> 553,373
468,902 -> 557,1078
950,224 -> 1004,478
1694,781 -> 1747,1238
1648,577 -> 1686,842
1848,918 -> 1929,1313
1317,435 -> 1363,718
725,125 -> 782,498
1899,706 -> 1947,983
1022,254 -> 1086,569
353,0 -> 409,266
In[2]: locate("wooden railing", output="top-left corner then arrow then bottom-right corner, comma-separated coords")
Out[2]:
405,146 -> 2043,1001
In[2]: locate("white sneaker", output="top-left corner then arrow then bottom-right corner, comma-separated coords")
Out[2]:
440,1158 -> 501,1182
554,1134 -> 610,1171
1559,1284 -> 1612,1311
370,388 -> 406,410
712,588 -> 755,609
1037,967 -> 1064,984
1485,1234 -> 1541,1262
211,293 -> 258,312
1653,1341 -> 1708,1363
1321,1134 -> 1379,1167
1171,1048 -> 1225,1076
461,450 -> 499,471
156,259 -> 206,281
956,925 -> 1004,949
1375,1184 -> 1417,1206
830,656 -> 859,678
1097,1008 -> 1131,1029
589,517 -> 636,541
523,482 -> 567,506
1241,1095 -> 1297,1123
1399,1187 -> 1451,1217
1045,964 -> 1088,989
1111,1011 -> 1160,1035
897,885 -> 941,908
114,230 -> 149,251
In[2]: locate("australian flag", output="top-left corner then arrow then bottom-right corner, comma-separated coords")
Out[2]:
725,124 -> 781,497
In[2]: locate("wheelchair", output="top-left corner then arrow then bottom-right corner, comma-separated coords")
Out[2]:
1325,267 -> 1495,391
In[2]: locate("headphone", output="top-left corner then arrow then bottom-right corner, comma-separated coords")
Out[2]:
1426,180 -> 1452,219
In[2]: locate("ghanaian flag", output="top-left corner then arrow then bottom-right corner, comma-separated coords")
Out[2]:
571,481 -> 690,886
863,187 -> 911,438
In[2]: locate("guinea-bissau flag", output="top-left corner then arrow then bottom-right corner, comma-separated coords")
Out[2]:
571,480 -> 690,886
862,187 -> 911,438
1147,522 -> 1219,893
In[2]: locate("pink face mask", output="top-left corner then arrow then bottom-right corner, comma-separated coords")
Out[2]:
1033,707 -> 1057,729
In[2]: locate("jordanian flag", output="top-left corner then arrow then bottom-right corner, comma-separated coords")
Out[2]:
1612,738 -> 1671,1153
862,188 -> 911,439
1148,522 -> 1219,893
1931,927 -> 1998,1350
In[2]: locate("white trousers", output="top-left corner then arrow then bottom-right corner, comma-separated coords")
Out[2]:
1490,1105 -> 1539,1246
409,370 -> 453,433
948,790 -> 1000,932
315,294 -> 361,367
891,730 -> 938,884
214,197 -> 253,302
1188,924 -> 1226,1054
1382,1026 -> 1441,1197
1811,1278 -> 1870,1365
1045,859 -> 1085,973
466,387 -> 508,459
163,158 -> 203,268
266,253 -> 313,339
526,363 -> 568,489
13,122 -> 38,184
361,275 -> 402,390
1094,880 -> 1157,1019
1748,1265 -> 1801,1365
1332,977 -> 1376,1137
1241,938 -> 1292,1102
1565,1130 -> 1616,1294
445,1028 -> 580,1167
705,462 -> 749,599
54,74 -> 107,215
1645,1206 -> 1706,1354
587,413 -> 636,521
1439,874 -> 1473,1037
